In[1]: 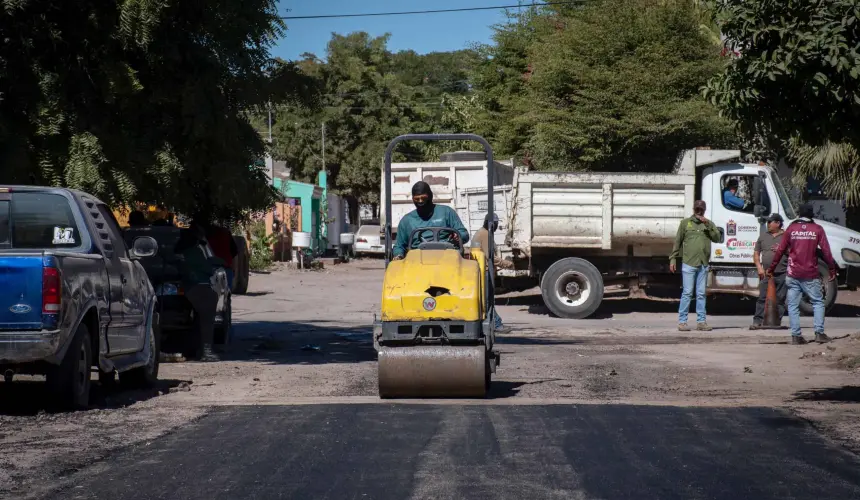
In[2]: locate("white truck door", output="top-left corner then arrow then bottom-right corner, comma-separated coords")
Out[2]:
704,165 -> 773,264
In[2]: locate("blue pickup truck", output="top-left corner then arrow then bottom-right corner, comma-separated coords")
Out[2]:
0,186 -> 160,409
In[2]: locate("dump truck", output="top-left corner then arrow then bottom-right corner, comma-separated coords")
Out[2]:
391,149 -> 860,319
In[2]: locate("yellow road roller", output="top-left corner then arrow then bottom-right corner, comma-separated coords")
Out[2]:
374,134 -> 500,398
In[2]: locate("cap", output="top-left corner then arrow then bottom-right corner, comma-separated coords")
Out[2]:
766,213 -> 784,223
484,213 -> 499,223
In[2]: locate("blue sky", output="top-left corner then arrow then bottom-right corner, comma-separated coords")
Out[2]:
274,0 -> 522,60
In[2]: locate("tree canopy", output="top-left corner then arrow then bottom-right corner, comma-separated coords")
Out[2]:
704,0 -> 860,149
474,0 -> 736,172
269,35 -> 481,212
1,0 -> 304,223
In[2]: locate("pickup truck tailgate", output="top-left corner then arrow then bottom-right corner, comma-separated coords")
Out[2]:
0,256 -> 43,330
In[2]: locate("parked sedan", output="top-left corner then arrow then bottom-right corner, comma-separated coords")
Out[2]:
354,225 -> 385,256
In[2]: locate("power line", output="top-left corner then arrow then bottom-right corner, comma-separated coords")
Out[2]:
281,2 -> 580,20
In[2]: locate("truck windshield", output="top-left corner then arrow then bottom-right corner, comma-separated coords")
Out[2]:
0,193 -> 81,249
771,174 -> 797,220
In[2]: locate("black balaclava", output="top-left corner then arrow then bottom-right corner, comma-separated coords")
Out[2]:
411,181 -> 434,219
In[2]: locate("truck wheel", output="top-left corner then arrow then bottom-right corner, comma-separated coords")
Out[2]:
47,323 -> 92,410
121,311 -> 160,389
799,262 -> 838,316
540,258 -> 604,319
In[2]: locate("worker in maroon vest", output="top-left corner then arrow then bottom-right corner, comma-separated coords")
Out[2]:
767,203 -> 837,345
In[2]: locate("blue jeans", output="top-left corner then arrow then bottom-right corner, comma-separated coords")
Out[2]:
494,310 -> 503,329
786,277 -> 825,336
679,264 -> 708,324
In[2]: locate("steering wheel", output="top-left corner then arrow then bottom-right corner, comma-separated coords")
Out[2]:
408,227 -> 463,251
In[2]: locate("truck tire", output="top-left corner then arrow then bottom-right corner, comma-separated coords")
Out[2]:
121,311 -> 160,389
799,261 -> 838,316
540,258 -> 604,319
232,235 -> 249,295
46,323 -> 92,410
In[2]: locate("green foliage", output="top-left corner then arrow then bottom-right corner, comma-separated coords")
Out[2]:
248,220 -> 276,271
270,34 -> 481,207
0,0 -> 301,223
704,0 -> 860,149
788,140 -> 860,208
476,0 -> 736,171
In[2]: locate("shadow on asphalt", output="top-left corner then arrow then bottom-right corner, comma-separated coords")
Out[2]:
0,378 -> 189,416
240,291 -> 273,297
792,385 -> 860,403
215,320 -> 376,366
498,292 -> 860,319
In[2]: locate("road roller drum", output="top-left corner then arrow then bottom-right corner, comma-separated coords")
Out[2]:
377,345 -> 488,398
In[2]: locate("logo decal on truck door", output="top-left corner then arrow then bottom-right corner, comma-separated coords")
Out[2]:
726,220 -> 737,236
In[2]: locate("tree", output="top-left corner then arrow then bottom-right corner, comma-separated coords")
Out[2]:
474,0 -> 736,172
0,0 -> 302,223
704,0 -> 860,150
271,33 -> 423,219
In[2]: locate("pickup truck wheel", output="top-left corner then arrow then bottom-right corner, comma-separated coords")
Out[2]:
540,258 -> 604,319
121,313 -> 160,389
47,323 -> 92,410
799,262 -> 838,316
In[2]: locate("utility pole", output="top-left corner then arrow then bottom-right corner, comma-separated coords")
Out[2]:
267,101 -> 273,143
321,123 -> 326,171
265,101 -> 274,185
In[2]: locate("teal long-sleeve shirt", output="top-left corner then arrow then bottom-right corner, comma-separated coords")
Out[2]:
393,205 -> 469,257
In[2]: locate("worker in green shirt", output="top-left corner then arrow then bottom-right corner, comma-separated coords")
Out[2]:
392,181 -> 469,259
669,200 -> 721,332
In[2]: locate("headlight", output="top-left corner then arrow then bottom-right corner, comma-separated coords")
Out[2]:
843,248 -> 860,264
156,283 -> 180,296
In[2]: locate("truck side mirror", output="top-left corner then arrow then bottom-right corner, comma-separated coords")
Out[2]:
717,227 -> 725,243
754,204 -> 768,220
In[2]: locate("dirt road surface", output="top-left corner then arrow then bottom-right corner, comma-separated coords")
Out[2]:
1,259 -> 858,499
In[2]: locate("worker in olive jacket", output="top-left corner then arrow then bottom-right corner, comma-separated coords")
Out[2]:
669,200 -> 722,332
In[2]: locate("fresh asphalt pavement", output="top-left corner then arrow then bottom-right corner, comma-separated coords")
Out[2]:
53,404 -> 860,500
30,262 -> 860,500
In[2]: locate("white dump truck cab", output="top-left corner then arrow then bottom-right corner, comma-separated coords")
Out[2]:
695,151 -> 860,300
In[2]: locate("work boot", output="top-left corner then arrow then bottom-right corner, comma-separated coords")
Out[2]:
791,336 -> 808,345
678,323 -> 690,332
696,322 -> 712,332
814,333 -> 831,344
